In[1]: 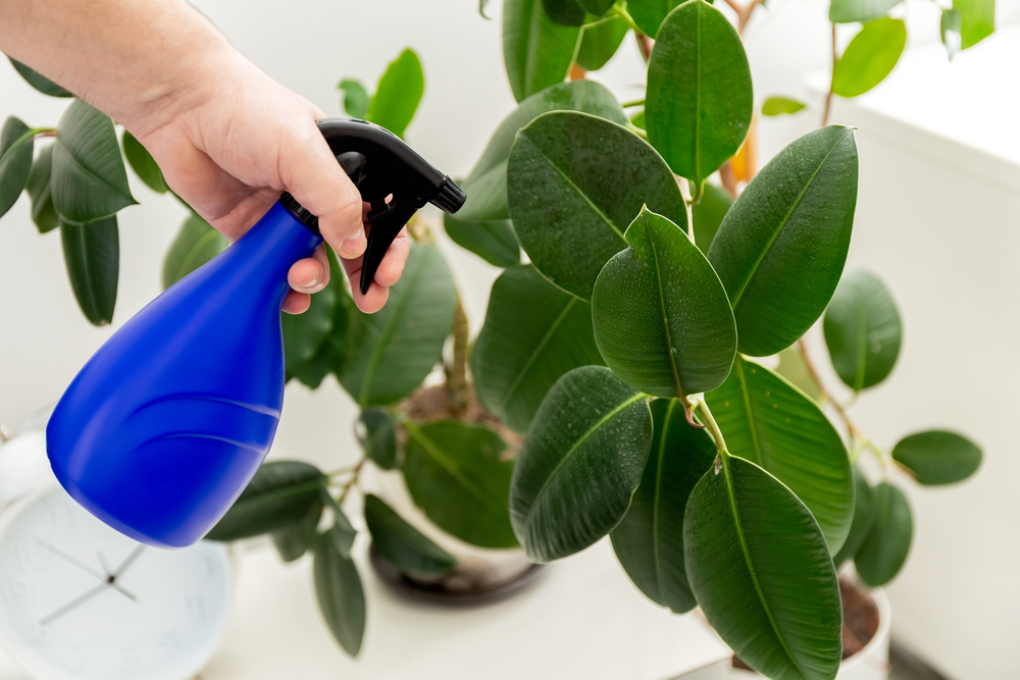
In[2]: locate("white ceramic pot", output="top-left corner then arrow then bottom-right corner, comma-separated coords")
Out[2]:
728,588 -> 891,680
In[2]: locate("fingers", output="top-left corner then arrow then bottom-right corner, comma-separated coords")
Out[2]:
279,120 -> 365,260
287,245 -> 330,295
339,228 -> 409,313
283,290 -> 311,314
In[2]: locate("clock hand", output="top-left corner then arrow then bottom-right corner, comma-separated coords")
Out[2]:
35,540 -> 137,601
112,544 -> 145,578
97,550 -> 138,601
39,582 -> 109,626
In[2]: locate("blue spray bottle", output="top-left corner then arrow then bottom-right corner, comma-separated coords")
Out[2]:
46,118 -> 465,548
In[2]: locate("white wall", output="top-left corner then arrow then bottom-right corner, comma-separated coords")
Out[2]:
1,1 -> 1017,678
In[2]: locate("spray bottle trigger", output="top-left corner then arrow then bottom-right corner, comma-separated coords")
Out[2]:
359,198 -> 419,295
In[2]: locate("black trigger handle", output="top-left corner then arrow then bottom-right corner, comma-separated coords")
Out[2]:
360,199 -> 419,295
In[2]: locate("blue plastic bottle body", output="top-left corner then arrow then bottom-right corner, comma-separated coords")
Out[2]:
47,202 -> 322,548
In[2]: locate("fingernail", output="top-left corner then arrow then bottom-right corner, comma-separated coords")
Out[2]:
303,273 -> 320,291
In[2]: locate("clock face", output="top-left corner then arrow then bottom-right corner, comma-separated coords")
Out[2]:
0,485 -> 231,680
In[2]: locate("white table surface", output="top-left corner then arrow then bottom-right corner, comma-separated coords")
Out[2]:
202,538 -> 731,680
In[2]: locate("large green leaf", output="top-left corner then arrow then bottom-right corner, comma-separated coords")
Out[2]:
954,0 -> 995,49
473,264 -> 605,434
576,15 -> 630,71
206,462 -> 325,541
162,214 -> 229,289
507,111 -> 687,300
366,49 -> 424,139
854,482 -> 912,587
592,209 -> 736,398
832,19 -> 907,98
829,0 -> 900,23
8,58 -> 73,97
892,430 -> 982,485
26,145 -> 59,233
707,126 -> 858,357
339,243 -> 456,406
282,273 -> 337,370
122,131 -> 168,193
338,78 -> 371,119
0,117 -> 34,219
543,0 -> 586,25
685,456 -> 842,680
459,80 -> 627,221
52,100 -> 136,224
645,0 -> 753,188
271,502 -> 324,563
313,529 -> 365,657
579,0 -> 616,16
443,213 -> 520,267
691,182 -> 732,255
610,398 -> 715,613
510,366 -> 653,562
628,0 -> 683,37
823,268 -> 902,392
359,408 -> 398,469
706,356 -> 853,554
832,467 -> 876,567
503,0 -> 582,102
364,494 -> 456,578
403,421 -> 517,548
60,216 -> 119,326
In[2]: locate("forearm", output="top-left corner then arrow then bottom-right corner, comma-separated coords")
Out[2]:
0,0 -> 237,133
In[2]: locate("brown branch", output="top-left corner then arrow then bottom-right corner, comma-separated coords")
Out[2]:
796,339 -> 863,441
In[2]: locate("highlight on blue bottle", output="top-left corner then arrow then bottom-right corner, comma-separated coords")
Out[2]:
46,118 -> 466,548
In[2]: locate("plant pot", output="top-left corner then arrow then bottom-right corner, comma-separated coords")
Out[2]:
729,577 -> 891,679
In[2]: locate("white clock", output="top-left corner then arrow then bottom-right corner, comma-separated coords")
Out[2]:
0,483 -> 233,680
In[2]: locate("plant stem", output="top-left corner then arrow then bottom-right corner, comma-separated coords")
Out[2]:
621,98 -> 645,108
338,458 -> 366,504
692,396 -> 729,456
636,32 -> 654,63
822,23 -> 838,127
610,4 -> 641,32
444,293 -> 470,416
796,338 -> 862,441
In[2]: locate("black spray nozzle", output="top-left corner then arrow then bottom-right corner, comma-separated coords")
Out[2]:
280,118 -> 466,295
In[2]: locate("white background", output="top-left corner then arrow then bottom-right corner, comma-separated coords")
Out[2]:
1,1 -> 1018,677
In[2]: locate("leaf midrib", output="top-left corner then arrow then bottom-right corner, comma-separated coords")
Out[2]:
69,225 -> 102,322
233,478 -> 322,513
652,399 -> 677,603
729,129 -> 852,309
646,225 -> 685,397
734,358 -> 767,468
54,133 -> 133,203
523,392 -> 645,529
498,297 -> 578,413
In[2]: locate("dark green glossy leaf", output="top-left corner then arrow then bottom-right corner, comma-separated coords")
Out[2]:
543,0 -> 586,25
775,346 -> 821,402
313,529 -> 365,656
162,213 -> 228,289
443,213 -> 519,267
0,117 -> 34,219
707,356 -> 854,553
271,502 -> 323,563
761,96 -> 807,116
685,456 -> 842,680
52,100 -> 136,224
708,126 -> 858,357
364,494 -> 456,578
576,15 -> 629,71
829,0 -> 900,23
206,462 -> 325,541
832,19 -> 906,98
954,0 -> 994,49
892,430 -> 982,485
503,0 -> 582,102
122,131 -> 167,193
628,0 -> 682,37
592,209 -> 736,398
403,421 -> 517,548
8,58 -> 73,97
691,181 -> 732,255
282,273 -> 337,369
460,80 -> 627,221
823,268 -> 902,392
854,482 -> 912,587
359,408 -> 398,469
366,49 -> 424,139
510,366 -> 653,562
340,243 -> 456,406
579,0 -> 616,15
833,467 -> 876,567
646,0 -> 753,188
60,216 -> 119,326
941,9 -> 963,60
610,398 -> 715,612
26,145 -> 59,233
473,264 -> 605,433
507,111 -> 687,300
338,78 -> 371,119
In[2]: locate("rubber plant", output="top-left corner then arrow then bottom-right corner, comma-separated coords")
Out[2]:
0,0 -> 992,672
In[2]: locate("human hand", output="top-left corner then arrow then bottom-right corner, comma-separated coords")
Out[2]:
128,54 -> 408,314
